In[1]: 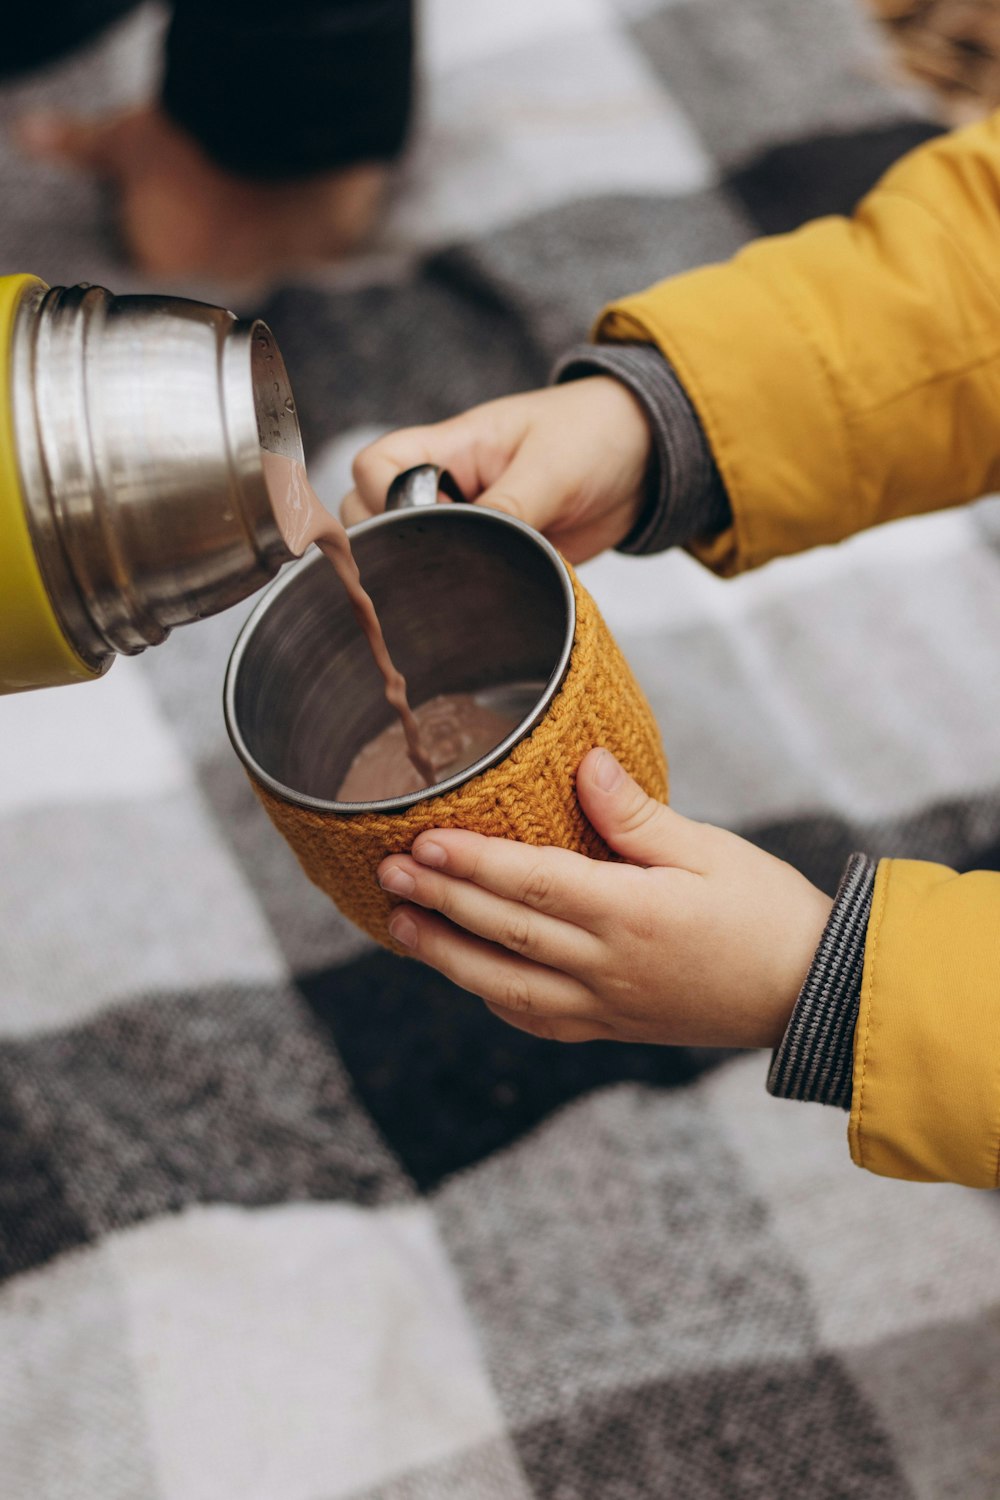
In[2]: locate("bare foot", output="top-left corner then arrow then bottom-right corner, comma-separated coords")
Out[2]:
15,105 -> 387,279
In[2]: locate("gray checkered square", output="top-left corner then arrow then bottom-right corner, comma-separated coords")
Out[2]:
434,1084 -> 818,1429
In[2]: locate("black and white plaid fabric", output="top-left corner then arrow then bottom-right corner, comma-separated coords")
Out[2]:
2,3 -> 1000,1496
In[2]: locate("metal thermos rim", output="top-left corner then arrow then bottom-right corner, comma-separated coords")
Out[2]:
10,281 -> 300,668
224,502 -> 577,815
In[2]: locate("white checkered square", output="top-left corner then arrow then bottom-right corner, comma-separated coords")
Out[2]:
109,1204 -> 506,1500
384,21 -> 711,252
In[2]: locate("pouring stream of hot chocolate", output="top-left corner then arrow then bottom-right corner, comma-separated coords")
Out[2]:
260,450 -> 436,785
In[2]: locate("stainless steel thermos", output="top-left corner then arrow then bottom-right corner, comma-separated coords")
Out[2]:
0,273 -> 302,692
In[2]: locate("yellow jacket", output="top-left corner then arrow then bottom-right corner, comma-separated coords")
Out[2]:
599,115 -> 1000,1189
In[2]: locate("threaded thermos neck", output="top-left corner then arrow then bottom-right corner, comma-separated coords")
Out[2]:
6,277 -> 301,682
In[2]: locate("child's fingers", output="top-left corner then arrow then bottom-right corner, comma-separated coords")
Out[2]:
379,854 -> 601,974
350,420 -> 493,515
351,429 -> 439,509
408,830 -> 608,929
388,906 -> 596,1026
339,487 -> 373,528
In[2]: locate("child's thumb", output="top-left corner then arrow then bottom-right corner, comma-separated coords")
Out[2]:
577,749 -> 694,867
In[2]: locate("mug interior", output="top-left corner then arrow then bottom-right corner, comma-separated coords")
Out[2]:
225,506 -> 574,811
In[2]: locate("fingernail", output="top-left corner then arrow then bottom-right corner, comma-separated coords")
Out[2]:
379,866 -> 415,896
595,750 -> 624,791
388,911 -> 418,948
414,839 -> 446,868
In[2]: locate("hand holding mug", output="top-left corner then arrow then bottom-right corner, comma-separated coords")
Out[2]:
227,478 -> 668,948
378,749 -> 832,1047
341,379 -> 655,564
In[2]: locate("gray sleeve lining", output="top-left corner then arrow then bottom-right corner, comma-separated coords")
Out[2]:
767,854 -> 877,1110
550,343 -> 731,555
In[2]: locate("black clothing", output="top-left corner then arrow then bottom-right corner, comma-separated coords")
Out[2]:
4,1 -> 414,178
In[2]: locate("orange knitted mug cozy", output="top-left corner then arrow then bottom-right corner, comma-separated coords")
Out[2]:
248,565 -> 667,951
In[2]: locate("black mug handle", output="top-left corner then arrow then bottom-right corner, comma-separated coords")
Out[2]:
385,464 -> 467,512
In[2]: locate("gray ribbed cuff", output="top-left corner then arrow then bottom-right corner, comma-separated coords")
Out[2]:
550,343 -> 731,555
767,854 -> 877,1110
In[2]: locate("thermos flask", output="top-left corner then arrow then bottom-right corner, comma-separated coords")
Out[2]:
0,273 -> 302,693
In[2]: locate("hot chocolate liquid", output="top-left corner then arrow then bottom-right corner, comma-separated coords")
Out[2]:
338,691 -> 519,801
262,450 -> 435,784
261,450 -> 518,801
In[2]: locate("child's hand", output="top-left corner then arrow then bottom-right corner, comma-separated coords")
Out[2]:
342,380 -> 654,564
377,749 -> 832,1047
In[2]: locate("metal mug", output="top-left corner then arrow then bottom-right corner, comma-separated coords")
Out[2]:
1,274 -> 300,692
223,465 -> 669,950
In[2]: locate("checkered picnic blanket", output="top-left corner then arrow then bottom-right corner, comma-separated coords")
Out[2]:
2,2 -> 1000,1497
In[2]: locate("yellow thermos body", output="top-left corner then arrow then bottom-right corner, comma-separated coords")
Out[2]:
0,273 -> 302,694
0,275 -> 88,691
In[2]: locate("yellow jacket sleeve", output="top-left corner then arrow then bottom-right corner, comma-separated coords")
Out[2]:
851,860 -> 1000,1188
595,121 -> 1000,1187
597,113 -> 1000,575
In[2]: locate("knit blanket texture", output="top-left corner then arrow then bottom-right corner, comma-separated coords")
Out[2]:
1,3 -> 999,1497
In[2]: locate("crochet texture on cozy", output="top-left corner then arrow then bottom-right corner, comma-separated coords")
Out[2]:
253,565 -> 669,949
